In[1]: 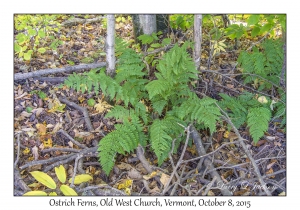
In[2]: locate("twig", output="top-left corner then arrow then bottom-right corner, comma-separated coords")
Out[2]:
70,154 -> 84,187
136,145 -> 153,173
59,97 -> 93,132
203,176 -> 217,195
14,133 -> 21,167
42,147 -> 81,153
162,125 -> 191,195
217,104 -> 272,196
190,125 -> 232,196
58,129 -> 87,149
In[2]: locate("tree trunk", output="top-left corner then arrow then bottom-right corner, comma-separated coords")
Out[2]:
106,15 -> 116,77
132,14 -> 169,42
193,14 -> 202,71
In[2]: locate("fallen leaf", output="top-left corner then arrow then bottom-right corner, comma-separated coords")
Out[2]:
128,168 -> 142,180
94,98 -> 113,114
31,108 -> 44,117
266,168 -> 275,178
143,171 -> 157,181
21,111 -> 32,118
117,162 -> 132,170
149,186 -> 160,194
36,123 -> 47,136
32,146 -> 39,160
52,122 -> 62,133
278,191 -> 285,196
266,136 -> 276,141
267,161 -> 276,169
160,173 -> 170,188
68,141 -> 74,148
23,147 -> 30,155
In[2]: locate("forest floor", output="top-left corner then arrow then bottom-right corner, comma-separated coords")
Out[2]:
14,15 -> 286,196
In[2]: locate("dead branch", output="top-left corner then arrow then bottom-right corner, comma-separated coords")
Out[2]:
32,77 -> 67,83
70,154 -> 84,187
136,145 -> 153,173
14,133 -> 21,167
61,16 -> 105,27
59,97 -> 93,132
190,125 -> 233,196
14,62 -> 106,81
58,129 -> 87,149
42,147 -> 81,153
14,167 -> 31,193
162,125 -> 191,195
217,104 -> 272,196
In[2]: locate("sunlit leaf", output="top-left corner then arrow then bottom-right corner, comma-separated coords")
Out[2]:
68,174 -> 93,185
55,165 -> 66,183
49,192 -> 57,196
30,171 -> 56,189
60,185 -> 78,196
23,191 -> 47,196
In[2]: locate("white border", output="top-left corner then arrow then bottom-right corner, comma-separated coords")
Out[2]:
2,0 -> 296,209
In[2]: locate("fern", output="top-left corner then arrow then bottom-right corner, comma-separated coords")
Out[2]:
177,96 -> 221,133
98,118 -> 146,175
237,39 -> 284,90
247,107 -> 271,143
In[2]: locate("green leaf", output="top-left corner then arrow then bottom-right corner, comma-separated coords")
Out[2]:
23,52 -> 31,61
150,43 -> 161,48
87,98 -> 96,107
251,26 -> 261,37
14,44 -> 21,53
28,28 -> 37,36
38,48 -> 46,53
247,15 -> 260,26
49,192 -> 57,196
55,165 -> 66,183
162,38 -> 171,46
23,191 -> 47,196
260,23 -> 272,34
68,174 -> 93,185
38,30 -> 46,38
60,185 -> 78,196
30,171 -> 56,189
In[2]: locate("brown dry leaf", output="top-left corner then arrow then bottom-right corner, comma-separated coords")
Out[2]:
252,139 -> 267,147
222,170 -> 233,179
32,108 -> 44,117
266,168 -> 275,178
68,141 -> 74,148
274,141 -> 282,147
135,163 -> 148,174
36,123 -> 47,136
52,122 -> 62,133
39,143 -> 44,150
32,146 -> 39,160
266,136 -> 276,141
128,168 -> 142,180
149,186 -> 161,194
117,162 -> 132,170
160,173 -> 170,188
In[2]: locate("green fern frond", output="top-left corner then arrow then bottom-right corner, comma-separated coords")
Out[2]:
177,97 -> 221,133
98,119 -> 145,175
150,119 -> 173,165
247,107 -> 271,143
152,99 -> 167,116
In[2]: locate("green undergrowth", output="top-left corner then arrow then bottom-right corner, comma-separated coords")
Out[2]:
64,37 -> 285,175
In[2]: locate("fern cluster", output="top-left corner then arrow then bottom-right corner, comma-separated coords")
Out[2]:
64,39 -> 224,175
237,39 -> 284,90
218,92 -> 272,143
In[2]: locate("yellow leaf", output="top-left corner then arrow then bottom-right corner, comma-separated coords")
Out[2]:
60,185 -> 78,196
223,131 -> 229,138
55,165 -> 66,183
43,138 -> 52,148
30,171 -> 56,189
49,192 -> 57,196
124,188 -> 131,195
23,147 -> 30,155
94,98 -> 113,114
23,191 -> 47,196
68,174 -> 93,185
258,96 -> 268,104
117,179 -> 133,189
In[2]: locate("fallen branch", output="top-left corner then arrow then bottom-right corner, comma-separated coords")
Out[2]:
61,16 -> 105,27
14,62 -> 106,81
190,125 -> 233,196
216,103 -> 272,196
32,77 -> 67,83
58,129 -> 87,149
59,97 -> 93,132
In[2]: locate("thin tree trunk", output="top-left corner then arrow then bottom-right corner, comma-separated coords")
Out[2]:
193,14 -> 202,71
106,15 -> 116,77
138,15 -> 157,35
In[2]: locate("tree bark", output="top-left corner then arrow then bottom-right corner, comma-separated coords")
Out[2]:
193,14 -> 202,71
106,15 -> 116,77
